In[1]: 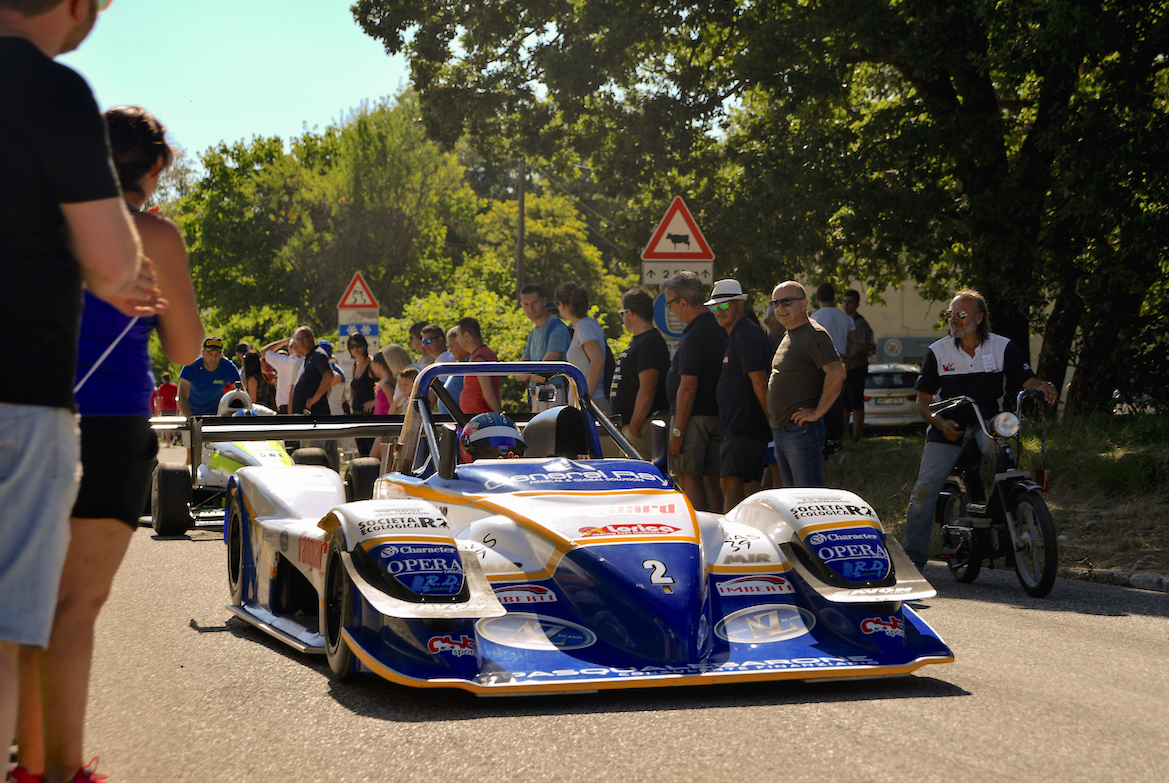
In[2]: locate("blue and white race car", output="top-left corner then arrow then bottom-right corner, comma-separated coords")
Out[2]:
224,362 -> 952,693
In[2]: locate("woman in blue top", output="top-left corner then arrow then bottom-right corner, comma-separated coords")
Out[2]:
14,106 -> 203,783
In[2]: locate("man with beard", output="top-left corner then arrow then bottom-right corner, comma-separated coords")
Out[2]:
901,290 -> 1057,570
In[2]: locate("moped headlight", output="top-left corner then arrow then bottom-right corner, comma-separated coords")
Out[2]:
992,411 -> 1020,438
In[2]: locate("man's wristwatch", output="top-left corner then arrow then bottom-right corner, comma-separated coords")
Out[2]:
671,427 -> 683,438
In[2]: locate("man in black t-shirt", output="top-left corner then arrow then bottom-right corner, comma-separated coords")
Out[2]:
662,271 -> 727,512
611,288 -> 670,459
0,0 -> 162,773
290,326 -> 336,415
707,278 -> 775,512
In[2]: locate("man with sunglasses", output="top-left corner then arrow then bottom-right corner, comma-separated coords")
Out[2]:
0,2 -> 159,778
766,281 -> 846,488
901,290 -> 1058,570
706,279 -> 774,512
421,323 -> 455,364
662,271 -> 727,512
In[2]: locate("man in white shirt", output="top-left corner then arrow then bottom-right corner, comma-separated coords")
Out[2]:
261,335 -> 305,414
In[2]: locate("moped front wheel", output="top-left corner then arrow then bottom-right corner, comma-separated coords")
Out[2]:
937,484 -> 981,583
1010,489 -> 1057,597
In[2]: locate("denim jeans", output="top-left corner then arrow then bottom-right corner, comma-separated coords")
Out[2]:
772,418 -> 826,487
901,428 -> 992,566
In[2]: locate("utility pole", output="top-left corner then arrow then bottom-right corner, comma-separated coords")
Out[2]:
516,158 -> 525,300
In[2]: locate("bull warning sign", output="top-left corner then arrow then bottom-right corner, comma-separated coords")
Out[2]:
640,197 -> 714,261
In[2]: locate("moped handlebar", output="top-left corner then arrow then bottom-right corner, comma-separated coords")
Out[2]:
927,395 -> 998,440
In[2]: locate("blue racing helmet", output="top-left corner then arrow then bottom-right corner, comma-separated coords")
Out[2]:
459,412 -> 525,461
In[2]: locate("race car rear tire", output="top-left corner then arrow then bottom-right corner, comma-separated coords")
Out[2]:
227,489 -> 246,604
291,447 -> 330,467
152,464 -> 192,537
324,534 -> 356,678
343,457 -> 382,502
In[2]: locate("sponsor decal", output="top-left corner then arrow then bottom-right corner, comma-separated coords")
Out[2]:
722,553 -> 772,564
496,655 -> 881,681
427,634 -> 476,657
847,586 -> 913,597
715,604 -> 815,643
494,585 -> 558,604
483,468 -> 671,492
476,613 -> 596,650
279,529 -> 289,553
578,523 -> 681,538
723,533 -> 760,552
861,616 -> 905,638
357,515 -> 448,536
716,575 -> 794,597
942,362 -> 955,372
298,533 -> 325,570
586,503 -> 677,517
791,504 -> 875,521
808,528 -> 891,582
372,542 -> 464,595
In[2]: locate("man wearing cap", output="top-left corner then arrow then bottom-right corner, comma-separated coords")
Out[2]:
290,326 -> 334,415
517,284 -> 571,411
178,337 -> 242,417
662,271 -> 726,512
707,278 -> 774,512
766,281 -> 846,487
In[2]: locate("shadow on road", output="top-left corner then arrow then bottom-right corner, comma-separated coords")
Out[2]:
323,671 -> 968,723
923,563 -> 1169,619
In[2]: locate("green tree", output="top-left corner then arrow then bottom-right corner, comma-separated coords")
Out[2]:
354,0 -> 1169,412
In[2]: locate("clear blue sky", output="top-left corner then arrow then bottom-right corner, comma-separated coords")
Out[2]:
60,0 -> 410,158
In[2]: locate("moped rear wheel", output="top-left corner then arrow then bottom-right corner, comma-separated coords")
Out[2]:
1010,489 -> 1057,597
937,483 -> 981,583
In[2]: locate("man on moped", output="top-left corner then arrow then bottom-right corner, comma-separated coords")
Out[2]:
902,290 -> 1058,570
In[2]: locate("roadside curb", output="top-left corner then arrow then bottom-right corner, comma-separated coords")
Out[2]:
1066,567 -> 1168,593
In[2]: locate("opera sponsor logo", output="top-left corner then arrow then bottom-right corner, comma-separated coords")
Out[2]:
297,532 -> 326,570
716,575 -> 794,597
427,634 -> 476,657
806,530 -> 889,566
578,523 -> 681,538
715,604 -> 815,643
476,613 -> 596,651
860,616 -> 905,638
494,584 -> 558,605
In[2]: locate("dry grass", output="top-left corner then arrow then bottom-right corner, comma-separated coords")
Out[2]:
821,414 -> 1169,579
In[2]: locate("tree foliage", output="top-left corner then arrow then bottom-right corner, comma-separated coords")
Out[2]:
354,0 -> 1169,413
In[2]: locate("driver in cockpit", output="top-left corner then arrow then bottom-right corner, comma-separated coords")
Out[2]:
458,412 -> 526,461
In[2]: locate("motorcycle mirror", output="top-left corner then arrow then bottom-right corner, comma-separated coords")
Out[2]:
992,411 -> 1020,438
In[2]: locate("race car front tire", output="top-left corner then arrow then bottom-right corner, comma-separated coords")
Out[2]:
291,447 -> 329,467
324,534 -> 356,678
227,488 -> 246,604
152,464 -> 192,537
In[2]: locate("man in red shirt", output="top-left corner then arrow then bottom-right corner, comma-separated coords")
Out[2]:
150,372 -> 179,444
455,317 -> 501,414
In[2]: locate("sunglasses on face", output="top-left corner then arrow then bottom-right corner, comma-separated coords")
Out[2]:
618,309 -> 630,318
709,301 -> 734,312
770,296 -> 805,309
945,309 -> 972,320
422,337 -> 435,346
665,298 -> 679,310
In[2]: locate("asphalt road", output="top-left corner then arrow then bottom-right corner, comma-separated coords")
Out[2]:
78,507 -> 1169,783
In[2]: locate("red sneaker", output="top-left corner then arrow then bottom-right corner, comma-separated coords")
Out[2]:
67,758 -> 107,783
9,766 -> 43,782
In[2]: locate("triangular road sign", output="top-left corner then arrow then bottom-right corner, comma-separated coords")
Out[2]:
338,272 -> 379,308
641,197 -> 715,261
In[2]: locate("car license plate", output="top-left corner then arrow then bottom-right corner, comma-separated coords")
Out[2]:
875,397 -> 902,405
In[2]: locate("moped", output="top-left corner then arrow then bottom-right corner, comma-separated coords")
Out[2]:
933,389 -> 1057,597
